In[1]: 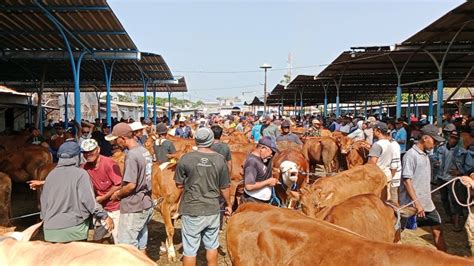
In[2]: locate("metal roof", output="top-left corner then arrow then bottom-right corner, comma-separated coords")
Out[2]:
279,1 -> 474,105
1,0 -> 137,51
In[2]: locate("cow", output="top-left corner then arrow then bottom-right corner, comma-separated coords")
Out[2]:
302,137 -> 339,175
0,146 -> 52,183
0,172 -> 11,226
322,194 -> 398,243
272,148 -> 309,208
275,141 -> 302,152
229,143 -> 255,154
222,129 -> 249,144
0,222 -> 156,265
227,203 -> 473,265
0,132 -> 31,152
291,164 -> 387,219
229,151 -> 248,209
339,138 -> 371,169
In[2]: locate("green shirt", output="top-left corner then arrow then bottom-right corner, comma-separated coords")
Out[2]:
174,151 -> 230,216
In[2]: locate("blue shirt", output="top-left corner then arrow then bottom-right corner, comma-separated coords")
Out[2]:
395,127 -> 407,153
251,124 -> 263,143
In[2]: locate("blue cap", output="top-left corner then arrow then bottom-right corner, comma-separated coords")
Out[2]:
58,141 -> 81,159
258,136 -> 279,153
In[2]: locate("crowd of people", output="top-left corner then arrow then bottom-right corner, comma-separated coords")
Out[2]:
22,110 -> 474,262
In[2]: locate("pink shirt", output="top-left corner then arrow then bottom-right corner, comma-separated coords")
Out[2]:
82,155 -> 122,211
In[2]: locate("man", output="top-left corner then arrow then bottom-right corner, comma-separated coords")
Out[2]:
107,123 -> 154,253
97,124 -> 113,157
389,130 -> 402,204
276,120 -> 303,145
395,118 -> 408,157
28,127 -> 47,146
399,124 -> 447,251
339,117 -> 352,134
347,120 -> 365,142
364,116 -> 377,144
251,118 -> 263,143
77,120 -> 94,147
434,130 -> 468,232
261,116 -> 280,141
303,119 -> 322,137
81,139 -> 122,243
175,116 -> 193,139
129,121 -> 146,146
153,123 -> 176,164
368,122 -> 395,201
242,137 -> 279,203
210,125 -> 232,172
235,117 -> 246,132
174,127 -> 231,266
40,141 -> 113,242
459,174 -> 474,255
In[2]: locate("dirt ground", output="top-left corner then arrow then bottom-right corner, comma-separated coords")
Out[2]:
10,183 -> 472,265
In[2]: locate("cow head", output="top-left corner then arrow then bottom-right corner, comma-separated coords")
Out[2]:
338,137 -> 353,154
2,222 -> 42,242
291,184 -> 335,218
279,161 -> 299,187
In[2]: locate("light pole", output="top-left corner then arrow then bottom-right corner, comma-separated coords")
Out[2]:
260,63 -> 272,114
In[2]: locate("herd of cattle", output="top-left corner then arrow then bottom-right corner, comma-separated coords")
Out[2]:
0,126 -> 473,265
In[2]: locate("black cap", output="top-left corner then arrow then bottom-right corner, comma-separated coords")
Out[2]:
373,121 -> 389,134
421,124 -> 445,142
258,136 -> 279,153
281,120 -> 291,128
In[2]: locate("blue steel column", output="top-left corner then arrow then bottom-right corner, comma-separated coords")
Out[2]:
406,93 -> 412,122
143,78 -> 149,119
396,86 -> 402,118
323,91 -> 328,117
153,83 -> 157,125
299,89 -> 304,116
168,91 -> 172,126
102,61 -> 115,128
471,98 -> 474,117
428,90 -> 434,124
437,79 -> 444,126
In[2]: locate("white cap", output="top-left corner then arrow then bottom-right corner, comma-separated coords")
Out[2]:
129,121 -> 145,131
179,116 -> 186,122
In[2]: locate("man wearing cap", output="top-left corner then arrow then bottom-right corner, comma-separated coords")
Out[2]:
364,116 -> 377,144
399,124 -> 447,251
107,123 -> 154,252
434,130 -> 469,232
129,121 -> 146,146
261,115 -> 280,141
81,139 -> 123,243
368,122 -> 395,201
394,118 -> 408,157
174,127 -> 231,266
40,141 -> 113,243
242,136 -> 279,203
304,119 -> 322,137
276,120 -> 302,145
176,116 -> 193,139
153,123 -> 176,164
251,118 -> 263,143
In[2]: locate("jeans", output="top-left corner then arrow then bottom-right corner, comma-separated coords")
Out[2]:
117,207 -> 154,250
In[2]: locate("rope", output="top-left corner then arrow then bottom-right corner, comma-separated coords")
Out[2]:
9,212 -> 40,221
269,187 -> 283,208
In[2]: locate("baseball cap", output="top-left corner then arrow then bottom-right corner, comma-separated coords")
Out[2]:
312,119 -> 321,124
81,139 -> 99,152
179,116 -> 186,122
258,136 -> 279,154
58,141 -> 81,159
373,121 -> 389,134
366,116 -> 376,123
195,127 -> 214,148
129,121 -> 145,131
443,123 -> 456,132
142,118 -> 152,125
105,123 -> 132,141
421,124 -> 445,142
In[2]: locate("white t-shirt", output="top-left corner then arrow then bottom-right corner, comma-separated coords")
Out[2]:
389,140 -> 402,187
368,138 -> 393,182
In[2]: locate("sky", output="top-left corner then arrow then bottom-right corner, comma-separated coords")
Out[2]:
109,0 -> 465,103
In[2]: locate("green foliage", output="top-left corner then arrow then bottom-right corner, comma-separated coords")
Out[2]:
389,93 -> 430,102
118,94 -> 132,102
137,96 -> 202,108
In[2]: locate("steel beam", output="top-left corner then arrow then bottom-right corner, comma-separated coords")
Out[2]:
429,90 -> 434,124
0,6 -> 110,12
437,80 -> 444,126
2,50 -> 141,60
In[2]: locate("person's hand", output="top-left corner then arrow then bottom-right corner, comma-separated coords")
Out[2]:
414,202 -> 425,218
104,216 -> 114,232
224,205 -> 232,216
460,176 -> 474,188
266,178 -> 279,187
96,195 -> 106,203
110,191 -> 120,201
27,180 -> 45,190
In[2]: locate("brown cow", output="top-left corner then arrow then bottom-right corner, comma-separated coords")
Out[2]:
229,143 -> 255,154
227,203 -> 473,265
323,194 -> 398,243
222,129 -> 249,144
0,222 -> 156,265
272,148 -> 309,207
0,172 -> 11,226
0,132 -> 31,152
293,164 -> 386,219
229,151 -> 247,209
339,138 -> 371,169
0,146 -> 52,183
302,137 -> 339,175
461,131 -> 473,149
